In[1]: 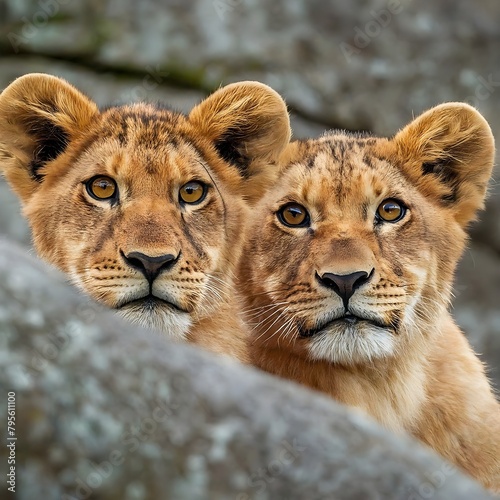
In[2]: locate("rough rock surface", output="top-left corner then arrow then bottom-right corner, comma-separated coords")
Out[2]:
0,239 -> 493,500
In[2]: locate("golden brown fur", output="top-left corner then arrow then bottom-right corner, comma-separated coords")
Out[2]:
239,103 -> 500,490
0,73 -> 291,361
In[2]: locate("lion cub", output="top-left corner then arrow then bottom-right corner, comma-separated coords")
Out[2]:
0,73 -> 291,361
239,103 -> 500,490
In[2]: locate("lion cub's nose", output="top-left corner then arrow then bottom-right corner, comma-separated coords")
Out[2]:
122,251 -> 179,283
317,270 -> 373,308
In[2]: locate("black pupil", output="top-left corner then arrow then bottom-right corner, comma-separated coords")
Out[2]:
186,184 -> 198,194
384,203 -> 399,213
98,180 -> 110,190
288,207 -> 303,220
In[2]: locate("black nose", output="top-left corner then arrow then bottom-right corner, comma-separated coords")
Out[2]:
122,251 -> 179,283
317,270 -> 373,308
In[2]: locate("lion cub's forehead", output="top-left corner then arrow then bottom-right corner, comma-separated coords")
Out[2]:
77,104 -> 211,186
101,103 -> 186,141
283,134 -> 401,207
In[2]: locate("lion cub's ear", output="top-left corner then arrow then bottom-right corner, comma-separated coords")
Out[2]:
188,81 -> 291,199
391,103 -> 495,227
0,73 -> 99,204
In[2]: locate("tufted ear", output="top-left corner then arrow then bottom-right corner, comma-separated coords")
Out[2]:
391,103 -> 495,227
188,81 -> 291,185
0,73 -> 99,204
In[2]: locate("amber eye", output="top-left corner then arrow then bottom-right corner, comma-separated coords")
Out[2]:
376,199 -> 406,223
86,176 -> 117,201
277,203 -> 310,227
179,181 -> 207,205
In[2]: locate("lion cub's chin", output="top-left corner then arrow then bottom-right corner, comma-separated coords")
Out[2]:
117,301 -> 192,341
306,323 -> 396,365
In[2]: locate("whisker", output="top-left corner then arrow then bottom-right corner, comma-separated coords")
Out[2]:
254,305 -> 292,342
242,301 -> 290,318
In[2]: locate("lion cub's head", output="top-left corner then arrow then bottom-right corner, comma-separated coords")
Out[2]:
241,103 -> 494,366
0,73 -> 290,339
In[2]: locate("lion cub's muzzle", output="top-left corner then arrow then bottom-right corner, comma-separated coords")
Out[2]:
116,249 -> 188,312
299,267 -> 392,337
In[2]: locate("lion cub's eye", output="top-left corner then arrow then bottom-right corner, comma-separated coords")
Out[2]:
179,181 -> 207,205
277,203 -> 310,228
86,176 -> 117,201
376,199 -> 406,223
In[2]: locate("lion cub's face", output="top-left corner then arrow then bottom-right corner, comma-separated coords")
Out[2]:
32,111 -> 237,337
241,104 -> 494,365
0,74 -> 290,339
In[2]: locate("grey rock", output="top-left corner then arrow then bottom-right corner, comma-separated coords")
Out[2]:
0,238 -> 493,500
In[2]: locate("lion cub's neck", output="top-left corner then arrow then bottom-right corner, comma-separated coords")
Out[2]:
188,292 -> 250,363
251,330 -> 430,434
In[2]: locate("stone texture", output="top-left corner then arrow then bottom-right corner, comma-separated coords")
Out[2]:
0,239 -> 493,500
